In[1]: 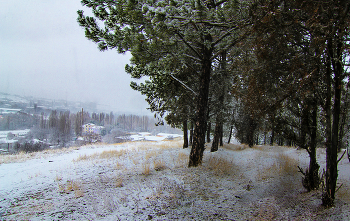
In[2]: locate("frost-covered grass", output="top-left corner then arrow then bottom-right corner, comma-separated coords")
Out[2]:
1,138 -> 350,220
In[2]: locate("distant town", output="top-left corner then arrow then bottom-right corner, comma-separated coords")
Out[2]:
0,92 -> 181,154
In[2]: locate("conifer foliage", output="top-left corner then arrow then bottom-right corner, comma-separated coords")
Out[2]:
78,0 -> 250,167
77,0 -> 350,206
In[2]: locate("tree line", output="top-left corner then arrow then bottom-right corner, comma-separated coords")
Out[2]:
78,0 -> 350,207
1,108 -> 162,146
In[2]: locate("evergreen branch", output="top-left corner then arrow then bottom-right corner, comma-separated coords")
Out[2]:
183,53 -> 202,62
174,31 -> 202,59
213,0 -> 229,7
168,52 -> 201,76
212,26 -> 240,47
212,29 -> 251,60
168,16 -> 233,28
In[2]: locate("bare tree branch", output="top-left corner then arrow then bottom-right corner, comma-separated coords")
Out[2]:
170,74 -> 198,96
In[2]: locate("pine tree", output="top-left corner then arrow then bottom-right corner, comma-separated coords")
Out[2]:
78,0 -> 251,167
249,0 -> 350,206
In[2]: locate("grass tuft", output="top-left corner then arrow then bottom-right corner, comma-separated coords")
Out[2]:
73,149 -> 128,162
174,152 -> 188,167
223,144 -> 248,151
99,149 -> 127,159
257,152 -> 298,181
142,163 -> 151,175
115,177 -> 124,188
57,180 -> 84,198
276,152 -> 298,175
206,155 -> 235,176
153,159 -> 166,171
145,150 -> 158,160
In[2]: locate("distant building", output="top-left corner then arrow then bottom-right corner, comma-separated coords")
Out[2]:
81,123 -> 105,143
82,123 -> 104,135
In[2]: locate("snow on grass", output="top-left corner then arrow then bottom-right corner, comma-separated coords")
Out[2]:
129,132 -> 182,141
1,140 -> 350,220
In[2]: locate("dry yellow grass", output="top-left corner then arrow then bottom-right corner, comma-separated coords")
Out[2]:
73,149 -> 128,162
257,152 -> 298,181
153,159 -> 166,171
223,144 -> 249,151
98,149 -> 127,159
115,177 -> 124,187
145,150 -> 158,160
1,140 -> 182,165
73,154 -> 91,162
174,152 -> 188,167
114,162 -> 124,170
0,151 -> 37,164
132,157 -> 140,165
142,163 -> 151,175
0,143 -> 131,164
206,155 -> 236,176
252,145 -> 268,151
336,183 -> 350,203
74,188 -> 84,198
57,180 -> 84,198
55,174 -> 63,182
276,152 -> 298,174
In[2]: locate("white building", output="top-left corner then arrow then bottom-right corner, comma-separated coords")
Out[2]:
82,123 -> 104,135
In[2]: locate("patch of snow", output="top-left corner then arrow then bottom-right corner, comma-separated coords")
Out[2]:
130,132 -> 182,141
0,142 -> 349,220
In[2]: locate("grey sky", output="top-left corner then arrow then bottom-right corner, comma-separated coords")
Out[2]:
0,0 -> 149,114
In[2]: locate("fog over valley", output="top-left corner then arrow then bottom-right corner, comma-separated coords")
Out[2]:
0,0 -> 149,114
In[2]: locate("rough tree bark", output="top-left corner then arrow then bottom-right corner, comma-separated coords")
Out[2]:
247,116 -> 257,147
183,120 -> 188,148
308,104 -> 320,190
322,34 -> 343,207
211,120 -> 221,152
300,104 -> 320,191
207,122 -> 211,143
189,121 -> 193,146
228,125 -> 233,144
219,123 -> 223,146
189,37 -> 213,167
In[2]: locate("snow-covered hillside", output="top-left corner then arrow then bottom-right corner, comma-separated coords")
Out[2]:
0,138 -> 349,220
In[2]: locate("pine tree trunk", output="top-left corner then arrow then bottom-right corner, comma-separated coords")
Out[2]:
219,123 -> 223,146
211,121 -> 221,152
322,35 -> 343,207
304,104 -> 320,191
323,42 -> 334,206
207,122 -> 211,143
270,116 -> 275,146
183,120 -> 188,148
247,116 -> 256,147
189,39 -> 212,167
189,121 -> 193,146
228,125 -> 233,144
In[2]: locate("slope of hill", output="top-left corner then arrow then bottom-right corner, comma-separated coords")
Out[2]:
0,139 -> 349,220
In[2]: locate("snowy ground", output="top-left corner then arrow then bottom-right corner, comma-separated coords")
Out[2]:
1,137 -> 350,220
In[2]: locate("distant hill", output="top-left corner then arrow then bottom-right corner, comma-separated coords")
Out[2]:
0,92 -> 100,114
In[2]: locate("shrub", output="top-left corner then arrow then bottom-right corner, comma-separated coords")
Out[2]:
15,141 -> 49,153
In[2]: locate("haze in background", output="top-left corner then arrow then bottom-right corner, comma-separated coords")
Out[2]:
0,0 -> 149,114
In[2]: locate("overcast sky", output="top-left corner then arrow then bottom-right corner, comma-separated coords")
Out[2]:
0,0 -> 150,114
